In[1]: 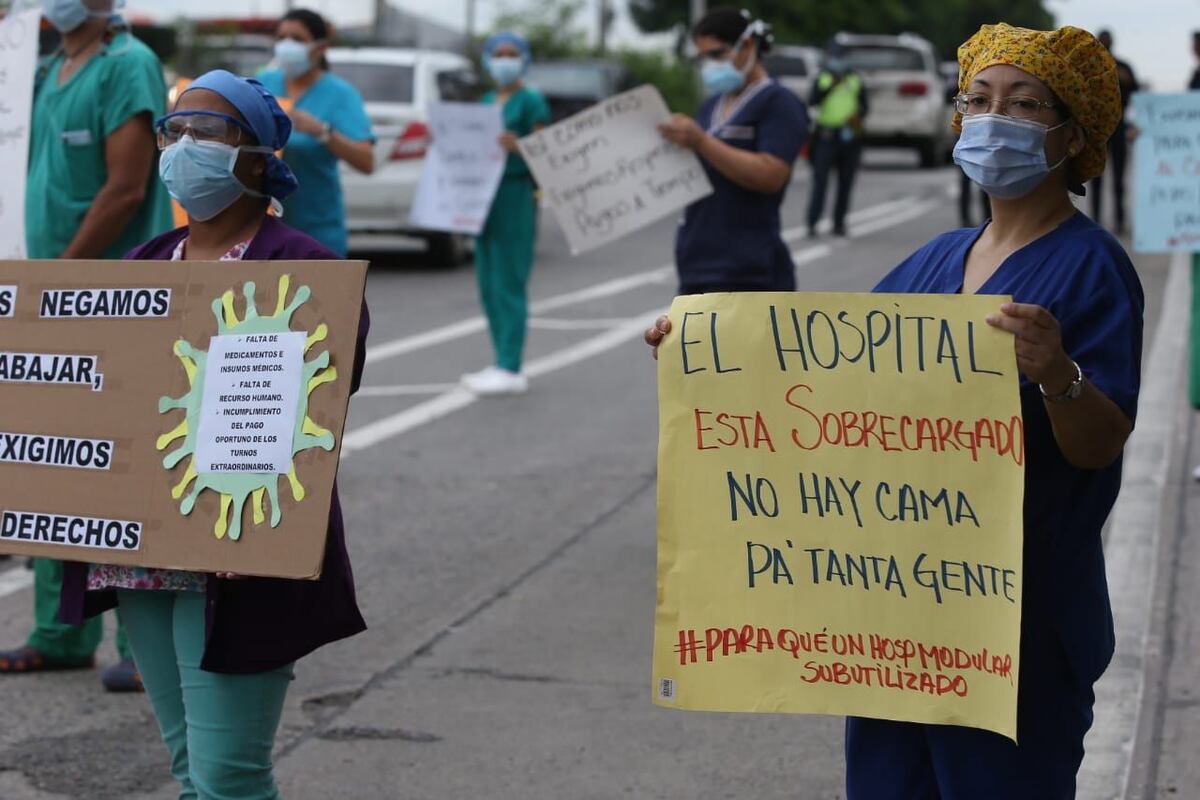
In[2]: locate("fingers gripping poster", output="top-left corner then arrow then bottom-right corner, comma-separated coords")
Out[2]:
653,292 -> 1025,740
0,260 -> 367,579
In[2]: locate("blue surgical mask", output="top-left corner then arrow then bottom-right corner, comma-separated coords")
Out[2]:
43,0 -> 112,34
701,60 -> 748,96
274,39 -> 313,79
159,136 -> 273,222
487,56 -> 524,88
953,113 -> 1070,200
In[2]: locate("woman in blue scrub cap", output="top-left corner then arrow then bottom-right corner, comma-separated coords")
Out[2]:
658,6 -> 810,295
460,31 -> 552,396
60,70 -> 370,799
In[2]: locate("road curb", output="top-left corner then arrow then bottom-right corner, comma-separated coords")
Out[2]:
1078,250 -> 1191,799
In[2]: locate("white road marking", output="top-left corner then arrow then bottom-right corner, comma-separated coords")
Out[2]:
1078,250 -> 1190,799
789,198 -> 942,265
342,314 -> 660,456
0,567 -> 33,600
363,193 -> 941,367
354,383 -> 459,398
528,317 -> 636,331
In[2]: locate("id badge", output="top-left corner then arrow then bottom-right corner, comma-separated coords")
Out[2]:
61,129 -> 94,146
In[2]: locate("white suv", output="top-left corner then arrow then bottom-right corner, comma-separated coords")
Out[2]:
329,48 -> 479,265
833,33 -> 955,168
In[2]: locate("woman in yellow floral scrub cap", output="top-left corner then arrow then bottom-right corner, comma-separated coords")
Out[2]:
647,23 -> 1143,798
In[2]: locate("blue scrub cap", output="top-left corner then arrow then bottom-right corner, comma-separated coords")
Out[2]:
179,70 -> 299,200
483,31 -> 532,65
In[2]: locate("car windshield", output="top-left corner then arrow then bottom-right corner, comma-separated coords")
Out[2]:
329,62 -> 415,103
844,46 -> 926,72
764,55 -> 809,77
524,64 -> 608,98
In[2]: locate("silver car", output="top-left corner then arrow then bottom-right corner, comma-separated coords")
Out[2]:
329,47 -> 479,266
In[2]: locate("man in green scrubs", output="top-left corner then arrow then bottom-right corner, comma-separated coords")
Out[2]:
0,0 -> 171,690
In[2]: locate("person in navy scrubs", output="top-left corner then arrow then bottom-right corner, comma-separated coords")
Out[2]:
658,7 -> 809,294
647,23 -> 1142,798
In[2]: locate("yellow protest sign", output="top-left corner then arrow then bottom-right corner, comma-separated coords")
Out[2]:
653,292 -> 1025,740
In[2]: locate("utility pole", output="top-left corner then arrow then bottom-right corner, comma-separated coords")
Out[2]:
597,0 -> 612,56
465,0 -> 476,42
689,0 -> 705,27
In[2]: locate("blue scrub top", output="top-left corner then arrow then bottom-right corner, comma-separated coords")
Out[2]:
875,211 -> 1144,685
259,69 -> 374,257
675,80 -> 809,294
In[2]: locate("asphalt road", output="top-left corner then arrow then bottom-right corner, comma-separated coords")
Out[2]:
0,151 -> 1189,800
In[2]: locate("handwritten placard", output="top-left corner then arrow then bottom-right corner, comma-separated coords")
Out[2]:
409,102 -> 506,236
1133,92 -> 1200,252
0,8 -> 40,259
518,85 -> 713,255
653,292 -> 1025,740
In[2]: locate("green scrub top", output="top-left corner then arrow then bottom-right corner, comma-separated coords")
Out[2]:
483,85 -> 551,180
25,31 -> 173,259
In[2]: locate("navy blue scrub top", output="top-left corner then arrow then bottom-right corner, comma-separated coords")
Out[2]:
675,79 -> 809,294
875,211 -> 1144,685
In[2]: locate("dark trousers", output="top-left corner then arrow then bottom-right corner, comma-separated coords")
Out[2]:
807,128 -> 862,231
1091,123 -> 1129,230
845,613 -> 1095,799
959,169 -> 990,228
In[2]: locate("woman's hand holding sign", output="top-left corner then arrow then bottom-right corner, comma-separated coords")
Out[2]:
984,302 -> 1074,392
645,315 -> 672,360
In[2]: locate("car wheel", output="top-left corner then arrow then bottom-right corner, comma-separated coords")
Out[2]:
917,138 -> 940,169
427,233 -> 470,268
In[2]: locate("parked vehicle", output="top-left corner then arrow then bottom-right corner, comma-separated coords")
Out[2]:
763,45 -> 821,105
523,60 -> 636,122
329,47 -> 480,266
832,32 -> 955,168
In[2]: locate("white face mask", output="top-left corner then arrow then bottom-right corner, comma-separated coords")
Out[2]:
43,0 -> 116,34
953,113 -> 1071,199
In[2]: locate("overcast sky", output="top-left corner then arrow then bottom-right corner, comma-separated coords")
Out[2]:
137,0 -> 1196,91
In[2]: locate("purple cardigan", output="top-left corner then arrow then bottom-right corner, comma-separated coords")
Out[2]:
61,217 -> 369,674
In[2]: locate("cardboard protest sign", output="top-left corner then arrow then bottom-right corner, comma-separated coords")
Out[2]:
0,8 -> 41,259
1133,92 -> 1200,252
653,292 -> 1025,740
409,102 -> 506,235
518,85 -> 713,255
0,259 -> 367,579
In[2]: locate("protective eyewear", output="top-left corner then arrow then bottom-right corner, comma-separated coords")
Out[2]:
155,111 -> 256,149
955,93 -> 1061,121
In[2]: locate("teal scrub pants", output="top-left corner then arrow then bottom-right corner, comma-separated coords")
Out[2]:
475,176 -> 538,372
118,590 -> 294,800
28,557 -> 130,663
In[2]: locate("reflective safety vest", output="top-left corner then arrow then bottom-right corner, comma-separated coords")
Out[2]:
815,71 -> 862,129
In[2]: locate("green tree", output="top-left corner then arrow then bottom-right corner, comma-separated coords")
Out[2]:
492,0 -> 590,60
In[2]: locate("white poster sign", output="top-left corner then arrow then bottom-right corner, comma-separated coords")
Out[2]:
193,331 -> 306,474
518,85 -> 713,256
409,102 -> 506,235
0,9 -> 41,259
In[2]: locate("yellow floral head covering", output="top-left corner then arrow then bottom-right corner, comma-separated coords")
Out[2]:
955,23 -> 1121,185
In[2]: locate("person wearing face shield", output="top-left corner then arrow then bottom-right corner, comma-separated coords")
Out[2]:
459,31 -> 551,396
658,7 -> 809,296
647,24 -> 1143,797
806,39 -> 869,238
54,69 -> 370,799
0,0 -> 172,693
257,8 -> 375,258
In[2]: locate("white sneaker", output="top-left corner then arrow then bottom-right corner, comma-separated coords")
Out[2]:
461,366 -> 528,396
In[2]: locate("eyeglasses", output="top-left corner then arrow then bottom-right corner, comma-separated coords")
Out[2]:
155,111 -> 256,149
955,93 -> 1061,120
690,46 -> 731,65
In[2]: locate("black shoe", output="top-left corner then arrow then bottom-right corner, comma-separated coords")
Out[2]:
807,225 -> 819,239
833,225 -> 848,237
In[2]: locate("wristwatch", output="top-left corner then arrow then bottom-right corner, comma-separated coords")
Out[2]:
318,122 -> 333,144
1040,359 -> 1084,402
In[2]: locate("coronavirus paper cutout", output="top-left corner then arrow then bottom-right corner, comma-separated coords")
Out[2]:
156,275 -> 337,540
